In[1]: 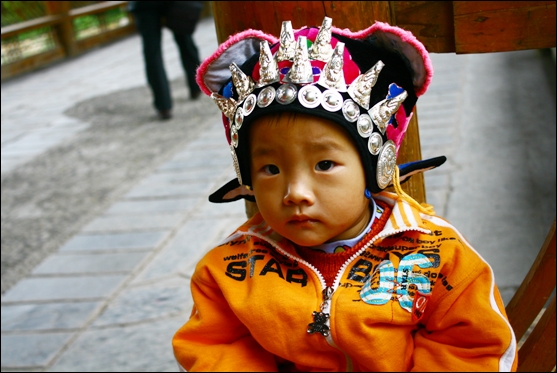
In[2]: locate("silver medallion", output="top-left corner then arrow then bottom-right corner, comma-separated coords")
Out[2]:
321,89 -> 343,112
368,133 -> 383,155
299,85 -> 322,108
376,140 -> 397,189
276,83 -> 298,105
243,94 -> 256,116
234,107 -> 244,129
257,86 -> 276,108
356,113 -> 373,138
230,124 -> 239,148
342,99 -> 360,122
230,145 -> 243,185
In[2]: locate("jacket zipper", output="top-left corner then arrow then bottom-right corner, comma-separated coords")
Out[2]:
321,226 -> 430,371
241,226 -> 430,372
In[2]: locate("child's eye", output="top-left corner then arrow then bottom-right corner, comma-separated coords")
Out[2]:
263,165 -> 280,175
315,161 -> 334,171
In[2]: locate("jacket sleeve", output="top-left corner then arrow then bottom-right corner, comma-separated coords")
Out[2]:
172,269 -> 278,372
411,256 -> 518,372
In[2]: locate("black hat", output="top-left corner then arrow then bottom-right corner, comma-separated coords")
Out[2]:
196,18 -> 444,203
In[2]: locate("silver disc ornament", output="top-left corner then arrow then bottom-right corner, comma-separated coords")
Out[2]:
368,133 -> 383,155
257,86 -> 276,108
376,140 -> 397,189
322,89 -> 343,112
243,94 -> 257,116
234,107 -> 244,129
342,99 -> 360,123
276,83 -> 298,105
299,85 -> 322,108
357,114 -> 373,138
230,124 -> 239,148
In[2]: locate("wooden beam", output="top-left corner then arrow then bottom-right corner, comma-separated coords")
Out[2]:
453,1 -> 556,53
1,15 -> 62,39
1,46 -> 65,81
69,1 -> 128,18
73,23 -> 136,54
393,1 -> 456,53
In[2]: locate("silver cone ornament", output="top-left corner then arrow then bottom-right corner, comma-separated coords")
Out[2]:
211,93 -> 237,119
309,16 -> 333,61
285,36 -> 314,84
318,42 -> 346,91
347,61 -> 384,110
369,87 -> 408,134
257,41 -> 280,86
276,21 -> 295,62
230,62 -> 255,102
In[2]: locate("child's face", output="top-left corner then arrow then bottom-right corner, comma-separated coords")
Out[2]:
249,112 -> 371,247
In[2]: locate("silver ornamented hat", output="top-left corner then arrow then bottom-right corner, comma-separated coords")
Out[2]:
196,17 -> 444,203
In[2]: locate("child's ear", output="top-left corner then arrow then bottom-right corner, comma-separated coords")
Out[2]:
395,156 -> 447,185
209,179 -> 256,203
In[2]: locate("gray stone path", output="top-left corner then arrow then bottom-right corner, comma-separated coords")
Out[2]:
1,16 -> 555,372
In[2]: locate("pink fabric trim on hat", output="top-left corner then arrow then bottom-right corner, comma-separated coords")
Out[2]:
332,22 -> 433,96
196,29 -> 279,96
387,106 -> 413,155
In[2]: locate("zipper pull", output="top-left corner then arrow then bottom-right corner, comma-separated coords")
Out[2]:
307,287 -> 333,337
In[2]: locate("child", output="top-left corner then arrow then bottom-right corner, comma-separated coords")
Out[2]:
172,17 -> 518,371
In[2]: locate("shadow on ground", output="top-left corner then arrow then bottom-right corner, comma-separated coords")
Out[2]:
1,78 -> 219,294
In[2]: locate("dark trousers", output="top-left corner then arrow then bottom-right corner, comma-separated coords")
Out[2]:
134,11 -> 201,111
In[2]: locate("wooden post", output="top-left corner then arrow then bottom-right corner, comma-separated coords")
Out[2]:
45,1 -> 76,57
211,1 -> 427,217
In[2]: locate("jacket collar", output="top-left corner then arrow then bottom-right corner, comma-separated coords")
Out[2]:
226,192 -> 431,254
373,191 -> 431,234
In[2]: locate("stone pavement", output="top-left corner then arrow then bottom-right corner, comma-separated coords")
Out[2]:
1,16 -> 555,371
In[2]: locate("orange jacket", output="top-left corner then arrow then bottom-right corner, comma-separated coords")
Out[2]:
173,192 -> 518,371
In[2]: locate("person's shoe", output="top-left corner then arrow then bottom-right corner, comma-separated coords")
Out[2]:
157,109 -> 172,120
191,91 -> 201,100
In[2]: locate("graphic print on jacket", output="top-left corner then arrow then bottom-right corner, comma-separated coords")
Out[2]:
222,235 -> 310,287
221,219 -> 459,326
341,234 -> 455,323
360,253 -> 433,322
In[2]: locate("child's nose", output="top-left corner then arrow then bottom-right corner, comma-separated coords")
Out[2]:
283,180 -> 314,206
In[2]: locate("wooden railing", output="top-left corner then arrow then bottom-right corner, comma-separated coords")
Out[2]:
1,1 -> 134,81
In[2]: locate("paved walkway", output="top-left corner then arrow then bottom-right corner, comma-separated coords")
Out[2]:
1,17 -> 555,372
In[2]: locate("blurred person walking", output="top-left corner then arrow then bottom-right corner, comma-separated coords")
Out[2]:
129,1 -> 203,120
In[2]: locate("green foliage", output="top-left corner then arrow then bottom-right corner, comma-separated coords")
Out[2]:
73,14 -> 100,32
1,1 -> 46,27
104,8 -> 126,25
16,26 -> 52,42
